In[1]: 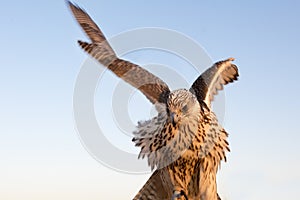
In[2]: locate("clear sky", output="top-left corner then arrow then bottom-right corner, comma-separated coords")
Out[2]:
1,0 -> 300,199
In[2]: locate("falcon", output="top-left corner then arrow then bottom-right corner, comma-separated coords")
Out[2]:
68,2 -> 239,200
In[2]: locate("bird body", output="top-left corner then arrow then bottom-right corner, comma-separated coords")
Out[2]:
68,2 -> 238,199
133,90 -> 229,199
133,89 -> 202,198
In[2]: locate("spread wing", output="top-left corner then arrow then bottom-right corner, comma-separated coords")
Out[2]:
68,1 -> 170,104
190,58 -> 239,108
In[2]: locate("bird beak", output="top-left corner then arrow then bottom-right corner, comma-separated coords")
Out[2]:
170,112 -> 177,126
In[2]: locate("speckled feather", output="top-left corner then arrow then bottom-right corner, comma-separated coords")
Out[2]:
133,91 -> 201,171
133,93 -> 230,199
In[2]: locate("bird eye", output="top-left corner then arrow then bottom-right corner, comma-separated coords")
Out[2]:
182,105 -> 188,112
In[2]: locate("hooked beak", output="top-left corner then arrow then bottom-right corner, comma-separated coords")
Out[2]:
170,112 -> 178,126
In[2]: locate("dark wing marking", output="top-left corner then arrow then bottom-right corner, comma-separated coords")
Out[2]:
68,2 -> 170,104
190,58 -> 239,108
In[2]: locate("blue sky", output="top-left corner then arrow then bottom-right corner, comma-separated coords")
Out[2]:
1,0 -> 300,199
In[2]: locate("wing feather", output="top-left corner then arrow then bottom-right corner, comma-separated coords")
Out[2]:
68,1 -> 108,43
68,2 -> 170,104
190,58 -> 239,108
133,168 -> 172,200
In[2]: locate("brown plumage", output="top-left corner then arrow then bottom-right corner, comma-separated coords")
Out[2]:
190,58 -> 238,108
68,2 -> 238,200
132,58 -> 237,200
68,2 -> 169,105
133,94 -> 231,200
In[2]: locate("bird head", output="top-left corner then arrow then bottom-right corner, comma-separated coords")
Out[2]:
166,89 -> 200,126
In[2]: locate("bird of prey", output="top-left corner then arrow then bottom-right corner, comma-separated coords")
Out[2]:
132,60 -> 235,200
68,2 -> 238,200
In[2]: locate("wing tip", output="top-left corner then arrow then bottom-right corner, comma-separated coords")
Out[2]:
67,0 -> 79,12
216,57 -> 236,67
66,0 -> 72,7
67,1 -> 89,21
